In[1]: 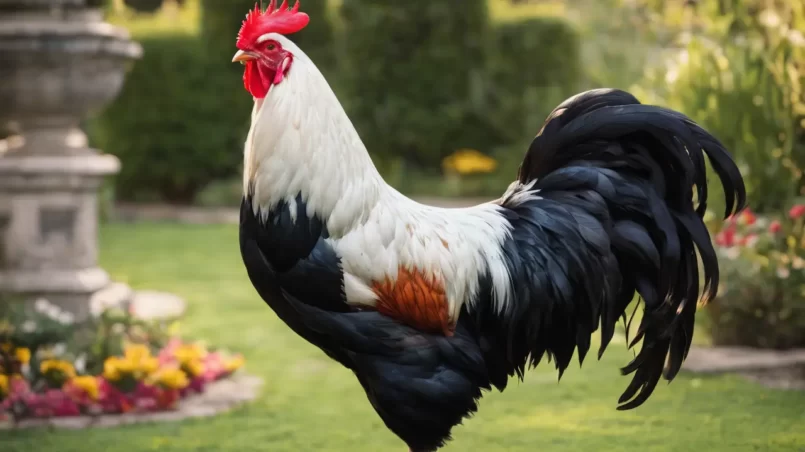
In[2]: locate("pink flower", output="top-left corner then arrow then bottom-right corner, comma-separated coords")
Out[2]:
769,220 -> 782,234
715,225 -> 736,247
789,204 -> 805,219
22,390 -> 81,418
158,338 -> 183,366
98,379 -> 132,414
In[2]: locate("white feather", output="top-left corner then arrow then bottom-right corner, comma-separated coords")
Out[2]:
245,34 -> 518,322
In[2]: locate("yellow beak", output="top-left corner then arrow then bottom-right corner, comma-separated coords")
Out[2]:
232,50 -> 257,63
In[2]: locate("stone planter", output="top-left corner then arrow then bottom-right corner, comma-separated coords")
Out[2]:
0,0 -> 142,320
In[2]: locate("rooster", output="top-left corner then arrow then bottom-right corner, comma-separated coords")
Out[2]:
233,2 -> 746,451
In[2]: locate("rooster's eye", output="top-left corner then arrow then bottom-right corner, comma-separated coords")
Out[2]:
267,44 -> 276,51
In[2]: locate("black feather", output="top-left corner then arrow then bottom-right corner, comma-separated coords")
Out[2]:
239,196 -> 491,452
239,87 -> 746,450
473,88 -> 746,412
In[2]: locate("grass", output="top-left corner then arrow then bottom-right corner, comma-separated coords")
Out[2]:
2,222 -> 804,451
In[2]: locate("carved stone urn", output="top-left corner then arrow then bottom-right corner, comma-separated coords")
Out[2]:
0,0 -> 142,320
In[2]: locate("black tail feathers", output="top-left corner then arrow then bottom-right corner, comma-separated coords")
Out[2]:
518,88 -> 746,410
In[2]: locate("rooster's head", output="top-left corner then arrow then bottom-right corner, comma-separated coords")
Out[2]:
232,1 -> 309,99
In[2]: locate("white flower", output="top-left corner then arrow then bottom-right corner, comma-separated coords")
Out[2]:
759,9 -> 781,28
723,247 -> 741,260
44,305 -> 63,321
57,311 -> 75,325
789,30 -> 805,47
51,343 -> 67,356
21,320 -> 37,333
34,298 -> 51,313
74,354 -> 86,374
777,267 -> 791,279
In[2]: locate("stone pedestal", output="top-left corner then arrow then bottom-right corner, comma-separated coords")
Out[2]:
0,0 -> 143,320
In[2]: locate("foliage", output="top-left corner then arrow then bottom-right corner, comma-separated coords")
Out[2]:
91,33 -> 246,203
92,0 -> 582,202
0,299 -> 244,421
708,203 -> 805,348
486,16 -> 581,143
339,0 -> 498,169
641,0 -> 805,212
339,0 -> 582,176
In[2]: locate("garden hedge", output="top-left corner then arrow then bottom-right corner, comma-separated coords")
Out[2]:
339,0 -> 498,169
486,17 -> 581,144
90,34 -> 247,203
93,1 -> 582,202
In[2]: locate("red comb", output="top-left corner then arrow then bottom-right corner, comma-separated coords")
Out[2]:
236,1 -> 310,49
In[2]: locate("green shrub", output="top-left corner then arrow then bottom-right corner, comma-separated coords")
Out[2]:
339,0 -> 499,169
91,34 -> 247,203
643,1 -> 805,213
486,17 -> 582,144
708,204 -> 805,349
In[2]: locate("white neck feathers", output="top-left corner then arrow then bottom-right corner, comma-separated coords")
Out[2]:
243,34 -> 384,236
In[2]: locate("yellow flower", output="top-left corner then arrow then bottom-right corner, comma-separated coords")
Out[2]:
174,343 -> 207,365
184,359 -> 205,378
0,342 -> 11,354
0,374 -> 8,397
224,355 -> 245,373
124,344 -> 151,363
15,347 -> 30,365
152,368 -> 189,390
127,346 -> 159,377
70,376 -> 100,401
40,359 -> 76,379
442,149 -> 497,175
103,356 -> 136,381
103,357 -> 119,381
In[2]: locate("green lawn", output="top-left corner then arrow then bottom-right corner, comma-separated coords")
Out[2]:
2,223 -> 804,451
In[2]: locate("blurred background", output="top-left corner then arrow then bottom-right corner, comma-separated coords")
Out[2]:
1,0 -> 804,451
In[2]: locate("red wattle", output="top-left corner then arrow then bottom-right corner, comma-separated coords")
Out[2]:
243,61 -> 269,99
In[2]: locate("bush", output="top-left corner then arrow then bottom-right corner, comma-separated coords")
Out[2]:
486,17 -> 581,144
339,0 -> 498,169
91,34 -> 247,203
340,1 -> 582,172
644,1 -> 805,212
708,204 -> 805,349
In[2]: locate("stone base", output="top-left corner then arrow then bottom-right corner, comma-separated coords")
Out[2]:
128,290 -> 186,320
11,281 -> 187,323
0,373 -> 263,430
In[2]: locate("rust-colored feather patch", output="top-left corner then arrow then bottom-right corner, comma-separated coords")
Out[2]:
373,267 -> 453,336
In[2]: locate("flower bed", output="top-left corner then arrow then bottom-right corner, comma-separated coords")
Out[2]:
0,301 -> 245,423
709,203 -> 805,349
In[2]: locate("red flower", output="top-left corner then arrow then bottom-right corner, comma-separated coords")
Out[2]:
741,209 -> 757,225
769,220 -> 782,234
716,225 -> 737,247
789,204 -> 805,219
